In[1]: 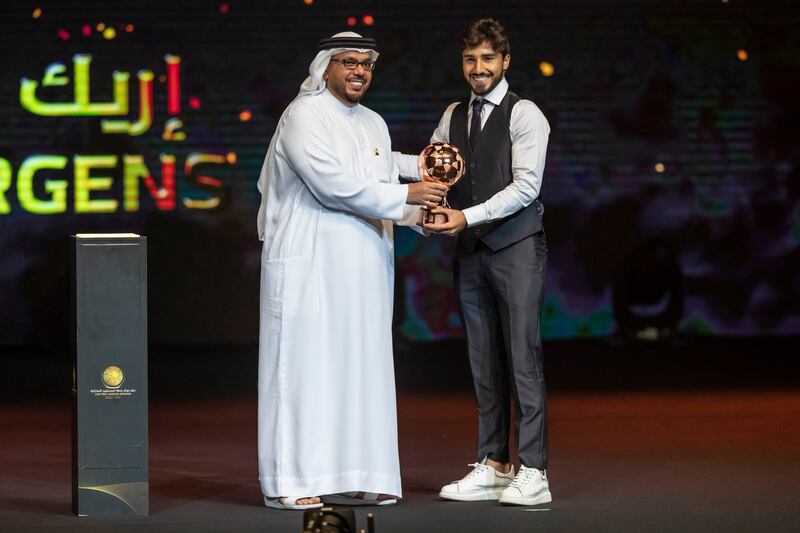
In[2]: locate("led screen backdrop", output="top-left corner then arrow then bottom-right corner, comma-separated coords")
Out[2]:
1,1 -> 798,346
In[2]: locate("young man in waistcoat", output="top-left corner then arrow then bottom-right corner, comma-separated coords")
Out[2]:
423,18 -> 552,506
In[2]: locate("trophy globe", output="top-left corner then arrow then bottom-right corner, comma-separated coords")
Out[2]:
418,142 -> 465,224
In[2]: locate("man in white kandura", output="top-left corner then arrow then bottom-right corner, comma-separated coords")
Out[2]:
255,32 -> 447,510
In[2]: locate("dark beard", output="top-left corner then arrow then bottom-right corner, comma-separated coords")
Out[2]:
471,73 -> 503,96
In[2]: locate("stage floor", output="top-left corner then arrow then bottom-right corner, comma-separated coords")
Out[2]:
2,390 -> 799,532
2,339 -> 799,531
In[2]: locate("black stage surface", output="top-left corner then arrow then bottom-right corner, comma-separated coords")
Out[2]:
2,338 -> 799,532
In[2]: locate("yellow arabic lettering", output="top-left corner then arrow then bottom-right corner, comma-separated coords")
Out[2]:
101,70 -> 154,136
20,54 -> 129,116
42,63 -> 69,87
162,118 -> 186,141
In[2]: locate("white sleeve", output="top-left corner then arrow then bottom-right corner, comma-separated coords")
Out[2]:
462,100 -> 549,227
388,148 -> 426,233
392,151 -> 422,181
280,106 -> 408,221
431,102 -> 458,143
397,205 -> 427,235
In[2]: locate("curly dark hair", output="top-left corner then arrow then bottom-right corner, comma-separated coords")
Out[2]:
461,18 -> 510,56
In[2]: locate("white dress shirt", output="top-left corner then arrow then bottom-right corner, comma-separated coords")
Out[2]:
395,77 -> 550,228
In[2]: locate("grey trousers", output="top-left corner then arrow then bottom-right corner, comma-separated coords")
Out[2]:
454,232 -> 548,470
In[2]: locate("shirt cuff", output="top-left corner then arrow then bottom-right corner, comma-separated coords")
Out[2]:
462,205 -> 487,227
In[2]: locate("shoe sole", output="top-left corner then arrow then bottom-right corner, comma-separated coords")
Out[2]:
439,488 -> 505,502
499,489 -> 552,506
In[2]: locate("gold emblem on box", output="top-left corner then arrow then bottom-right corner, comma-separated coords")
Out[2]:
101,366 -> 124,389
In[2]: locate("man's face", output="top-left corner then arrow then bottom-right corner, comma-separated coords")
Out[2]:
462,41 -> 510,96
324,51 -> 373,106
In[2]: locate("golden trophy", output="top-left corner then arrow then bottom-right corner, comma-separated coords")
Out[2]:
418,142 -> 466,225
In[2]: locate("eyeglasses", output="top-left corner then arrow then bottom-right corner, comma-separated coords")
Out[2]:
330,58 -> 377,71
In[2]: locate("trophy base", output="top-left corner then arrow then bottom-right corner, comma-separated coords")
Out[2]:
421,210 -> 448,226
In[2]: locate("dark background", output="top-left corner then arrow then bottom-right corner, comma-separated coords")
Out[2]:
1,3 -> 799,531
1,0 -> 798,349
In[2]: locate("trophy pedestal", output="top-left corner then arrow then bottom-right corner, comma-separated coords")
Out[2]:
71,233 -> 149,516
421,209 -> 449,225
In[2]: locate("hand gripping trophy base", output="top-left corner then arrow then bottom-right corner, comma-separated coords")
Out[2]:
421,198 -> 451,225
417,142 -> 466,227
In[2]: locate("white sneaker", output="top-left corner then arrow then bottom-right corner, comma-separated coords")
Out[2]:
439,458 -> 516,501
499,465 -> 552,506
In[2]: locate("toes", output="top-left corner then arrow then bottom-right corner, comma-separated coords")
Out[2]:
278,496 -> 320,506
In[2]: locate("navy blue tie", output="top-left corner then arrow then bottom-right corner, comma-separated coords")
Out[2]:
469,99 -> 485,149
